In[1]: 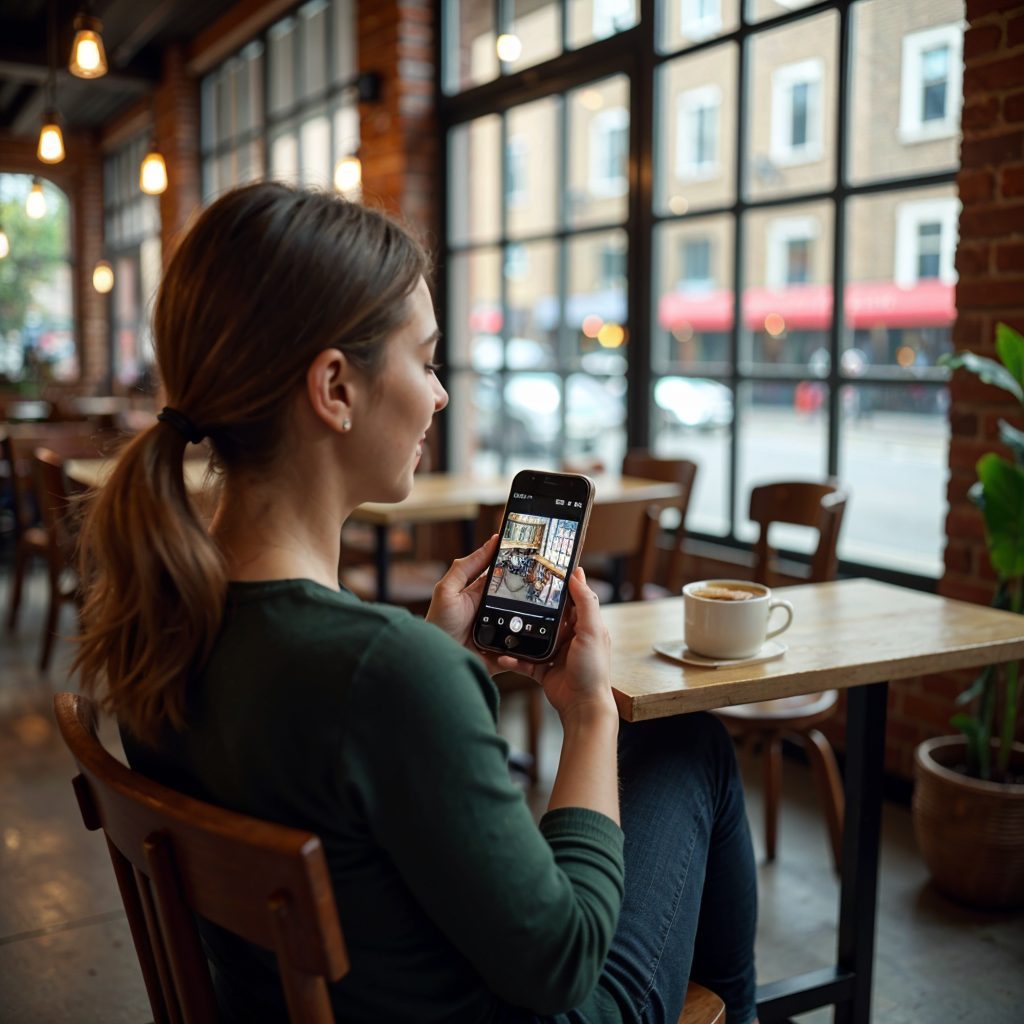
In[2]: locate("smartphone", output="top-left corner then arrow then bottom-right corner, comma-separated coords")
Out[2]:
473,469 -> 595,662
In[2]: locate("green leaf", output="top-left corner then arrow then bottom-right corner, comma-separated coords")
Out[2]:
940,351 -> 1024,403
999,419 -> 1024,465
951,712 -> 983,776
977,453 -> 1024,578
955,663 -> 994,706
995,323 -> 1024,394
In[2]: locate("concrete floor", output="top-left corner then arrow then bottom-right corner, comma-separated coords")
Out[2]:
1,563 -> 1022,1023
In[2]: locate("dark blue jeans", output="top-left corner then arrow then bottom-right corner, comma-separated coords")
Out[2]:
532,712 -> 759,1024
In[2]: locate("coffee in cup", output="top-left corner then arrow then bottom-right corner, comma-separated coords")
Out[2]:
683,579 -> 794,660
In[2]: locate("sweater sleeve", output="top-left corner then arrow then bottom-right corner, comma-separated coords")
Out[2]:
339,617 -> 625,1015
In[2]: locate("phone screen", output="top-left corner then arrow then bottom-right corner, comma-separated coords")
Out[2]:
473,471 -> 593,661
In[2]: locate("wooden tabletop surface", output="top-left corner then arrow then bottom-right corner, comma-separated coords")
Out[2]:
603,578 -> 1024,722
68,459 -> 682,528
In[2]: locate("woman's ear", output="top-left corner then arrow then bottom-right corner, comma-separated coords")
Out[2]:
306,347 -> 357,434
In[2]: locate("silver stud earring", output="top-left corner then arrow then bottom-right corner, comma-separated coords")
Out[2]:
342,418 -> 351,431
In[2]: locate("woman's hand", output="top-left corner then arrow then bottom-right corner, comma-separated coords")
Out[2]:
426,535 -> 509,673
493,568 -> 615,722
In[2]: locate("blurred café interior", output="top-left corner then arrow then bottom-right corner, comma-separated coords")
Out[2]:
1,0 -> 1022,1021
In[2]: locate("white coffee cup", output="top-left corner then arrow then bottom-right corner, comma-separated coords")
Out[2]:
683,579 -> 794,660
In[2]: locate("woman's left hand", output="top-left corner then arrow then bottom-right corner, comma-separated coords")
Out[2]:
426,534 -> 503,668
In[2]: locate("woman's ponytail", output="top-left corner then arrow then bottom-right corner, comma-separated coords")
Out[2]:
74,422 -> 225,744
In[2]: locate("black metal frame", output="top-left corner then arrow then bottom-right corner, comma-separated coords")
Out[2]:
197,0 -> 368,195
435,0 -> 961,589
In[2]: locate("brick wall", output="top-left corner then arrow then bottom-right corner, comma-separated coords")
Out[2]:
0,132 -> 107,392
358,0 -> 438,245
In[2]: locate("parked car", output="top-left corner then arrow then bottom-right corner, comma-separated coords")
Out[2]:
474,372 -> 625,455
653,376 -> 732,431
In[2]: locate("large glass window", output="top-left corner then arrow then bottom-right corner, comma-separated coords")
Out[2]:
443,0 -> 963,580
0,174 -> 75,385
200,0 -> 358,199
103,136 -> 162,386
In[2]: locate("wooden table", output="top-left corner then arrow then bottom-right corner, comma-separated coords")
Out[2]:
602,578 -> 1024,1024
64,462 -> 681,604
349,473 -> 682,603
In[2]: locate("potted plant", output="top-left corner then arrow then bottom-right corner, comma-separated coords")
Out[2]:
912,322 -> 1024,909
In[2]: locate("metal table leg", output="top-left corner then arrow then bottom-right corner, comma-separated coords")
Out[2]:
754,680 -> 887,1023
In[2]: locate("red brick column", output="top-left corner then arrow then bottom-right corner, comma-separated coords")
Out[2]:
155,44 -> 202,265
357,0 -> 438,245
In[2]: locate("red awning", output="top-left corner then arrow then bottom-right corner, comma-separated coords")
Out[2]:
658,281 -> 956,333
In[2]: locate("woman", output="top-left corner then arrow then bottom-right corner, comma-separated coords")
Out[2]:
75,182 -> 757,1024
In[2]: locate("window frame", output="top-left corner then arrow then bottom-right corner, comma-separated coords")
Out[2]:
770,57 -> 824,166
438,0 -> 962,587
899,23 -> 963,143
675,83 -> 721,180
894,197 -> 959,287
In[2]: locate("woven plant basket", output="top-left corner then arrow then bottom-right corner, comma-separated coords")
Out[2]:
912,737 -> 1024,910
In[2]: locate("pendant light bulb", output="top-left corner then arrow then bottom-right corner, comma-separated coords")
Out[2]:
139,147 -> 168,195
69,14 -> 108,79
26,179 -> 46,219
92,259 -> 114,294
37,113 -> 65,164
0,226 -> 9,259
333,155 -> 362,196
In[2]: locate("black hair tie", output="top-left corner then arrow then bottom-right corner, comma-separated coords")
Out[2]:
157,406 -> 206,445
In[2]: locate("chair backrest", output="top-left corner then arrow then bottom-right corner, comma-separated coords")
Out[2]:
622,450 -> 699,593
582,499 -> 662,598
748,480 -> 849,585
33,447 -> 79,571
53,692 -> 348,1024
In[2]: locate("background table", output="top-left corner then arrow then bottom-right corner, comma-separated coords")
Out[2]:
601,579 -> 1024,1024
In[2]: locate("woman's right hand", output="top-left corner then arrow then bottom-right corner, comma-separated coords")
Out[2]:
496,567 -> 614,722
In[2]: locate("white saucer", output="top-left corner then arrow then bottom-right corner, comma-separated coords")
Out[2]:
652,639 -> 788,669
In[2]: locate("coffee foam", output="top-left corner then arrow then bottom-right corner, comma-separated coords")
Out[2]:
693,585 -> 757,602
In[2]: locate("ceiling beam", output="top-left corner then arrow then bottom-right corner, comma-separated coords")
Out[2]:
0,53 -> 158,90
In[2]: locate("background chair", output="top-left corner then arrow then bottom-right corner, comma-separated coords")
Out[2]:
55,691 -> 723,1024
713,480 -> 849,872
33,448 -> 83,672
54,692 -> 349,1024
622,450 -> 698,598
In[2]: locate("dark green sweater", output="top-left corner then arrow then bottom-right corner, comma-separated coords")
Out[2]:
122,579 -> 625,1023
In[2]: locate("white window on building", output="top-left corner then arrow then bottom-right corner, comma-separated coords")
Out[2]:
899,25 -> 963,143
679,237 -> 713,291
679,0 -> 721,42
894,198 -> 959,287
589,107 -> 629,197
767,216 -> 819,289
597,242 -> 627,289
675,85 -> 721,181
505,243 -> 529,281
507,135 -> 528,207
593,0 -> 635,40
770,59 -> 823,166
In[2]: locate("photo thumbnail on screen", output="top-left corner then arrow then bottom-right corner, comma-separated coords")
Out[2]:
487,512 -> 580,611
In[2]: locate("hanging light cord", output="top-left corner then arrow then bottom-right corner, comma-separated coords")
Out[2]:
46,0 -> 57,110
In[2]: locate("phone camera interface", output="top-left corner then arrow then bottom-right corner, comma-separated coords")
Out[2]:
477,488 -> 585,657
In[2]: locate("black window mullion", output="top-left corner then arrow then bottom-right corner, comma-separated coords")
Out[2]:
556,93 -> 570,454
499,109 -> 511,472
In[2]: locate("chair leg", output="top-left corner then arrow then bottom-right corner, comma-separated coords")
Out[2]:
527,689 -> 543,786
803,727 -> 844,874
762,732 -> 782,862
39,577 -> 61,673
7,540 -> 31,631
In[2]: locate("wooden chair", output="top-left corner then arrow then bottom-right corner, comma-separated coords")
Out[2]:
622,450 -> 698,598
713,480 -> 849,872
3,426 -> 112,633
53,692 -> 349,1024
54,691 -> 723,1024
33,448 -> 84,672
